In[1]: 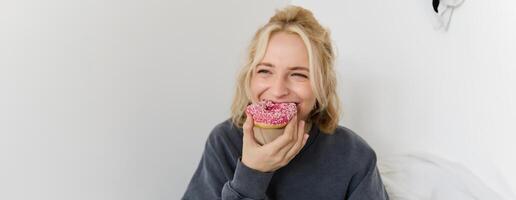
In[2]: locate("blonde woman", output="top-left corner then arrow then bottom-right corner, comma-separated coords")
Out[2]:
183,6 -> 388,200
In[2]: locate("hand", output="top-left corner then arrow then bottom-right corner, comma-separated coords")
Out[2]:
241,113 -> 309,172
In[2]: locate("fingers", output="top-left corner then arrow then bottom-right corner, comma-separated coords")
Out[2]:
268,115 -> 298,152
277,118 -> 300,156
243,113 -> 259,147
284,121 -> 309,162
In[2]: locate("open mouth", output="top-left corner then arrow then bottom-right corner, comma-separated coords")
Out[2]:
261,99 -> 299,106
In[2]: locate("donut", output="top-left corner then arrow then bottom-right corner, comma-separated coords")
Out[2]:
246,100 -> 297,129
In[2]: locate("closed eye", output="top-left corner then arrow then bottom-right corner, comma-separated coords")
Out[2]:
291,73 -> 308,78
257,69 -> 270,74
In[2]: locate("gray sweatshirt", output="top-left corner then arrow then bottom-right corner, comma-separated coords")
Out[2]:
182,119 -> 389,200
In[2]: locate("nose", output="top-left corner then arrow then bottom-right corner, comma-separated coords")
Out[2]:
270,76 -> 289,98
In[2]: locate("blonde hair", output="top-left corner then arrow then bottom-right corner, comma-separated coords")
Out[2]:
230,5 -> 341,134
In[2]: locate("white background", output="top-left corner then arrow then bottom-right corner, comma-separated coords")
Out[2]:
1,0 -> 288,199
1,0 -> 515,199
292,0 -> 516,198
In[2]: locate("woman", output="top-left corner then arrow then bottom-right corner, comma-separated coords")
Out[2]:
182,5 -> 389,200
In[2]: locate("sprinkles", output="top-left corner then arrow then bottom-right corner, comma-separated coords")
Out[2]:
246,100 -> 297,128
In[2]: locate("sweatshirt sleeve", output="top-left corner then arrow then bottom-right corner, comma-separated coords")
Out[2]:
222,159 -> 274,199
347,153 -> 390,200
182,125 -> 274,200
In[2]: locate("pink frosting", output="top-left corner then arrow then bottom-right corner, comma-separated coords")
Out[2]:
246,100 -> 297,127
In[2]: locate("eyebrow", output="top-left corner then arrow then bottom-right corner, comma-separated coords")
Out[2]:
257,62 -> 309,71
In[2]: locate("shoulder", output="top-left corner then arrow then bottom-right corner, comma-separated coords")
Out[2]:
320,125 -> 378,167
335,126 -> 375,155
208,118 -> 241,139
204,119 -> 243,153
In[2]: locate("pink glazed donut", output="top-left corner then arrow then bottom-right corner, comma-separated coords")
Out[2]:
246,100 -> 297,129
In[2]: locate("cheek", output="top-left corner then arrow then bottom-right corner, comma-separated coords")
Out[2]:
293,84 -> 316,109
250,78 -> 266,99
295,84 -> 315,102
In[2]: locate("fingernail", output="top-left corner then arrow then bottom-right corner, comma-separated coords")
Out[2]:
304,134 -> 309,139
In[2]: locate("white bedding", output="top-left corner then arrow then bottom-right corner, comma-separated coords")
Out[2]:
378,153 -> 515,200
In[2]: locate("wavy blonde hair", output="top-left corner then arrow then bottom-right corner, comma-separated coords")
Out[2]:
230,5 -> 341,134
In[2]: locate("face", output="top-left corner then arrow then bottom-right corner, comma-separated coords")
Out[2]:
250,31 -> 317,122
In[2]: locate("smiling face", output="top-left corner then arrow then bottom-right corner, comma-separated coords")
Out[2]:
250,31 -> 316,122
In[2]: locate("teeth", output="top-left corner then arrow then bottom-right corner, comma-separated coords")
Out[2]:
260,99 -> 298,105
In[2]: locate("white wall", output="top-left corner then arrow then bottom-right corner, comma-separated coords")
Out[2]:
3,0 -> 515,199
292,0 -> 516,198
0,0 -> 288,199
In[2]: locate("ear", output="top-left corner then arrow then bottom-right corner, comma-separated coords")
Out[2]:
433,0 -> 440,13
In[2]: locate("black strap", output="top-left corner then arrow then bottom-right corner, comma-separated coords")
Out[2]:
433,0 -> 440,13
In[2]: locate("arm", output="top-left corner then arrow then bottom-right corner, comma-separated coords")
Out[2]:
183,114 -> 308,200
222,159 -> 274,199
347,153 -> 390,200
182,129 -> 274,200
